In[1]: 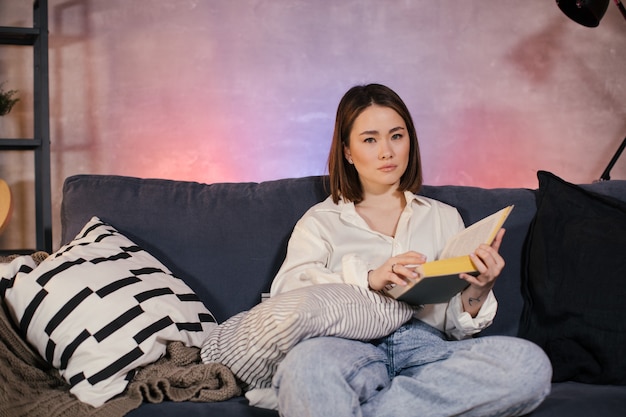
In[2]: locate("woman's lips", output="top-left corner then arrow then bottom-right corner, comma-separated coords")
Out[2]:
378,165 -> 397,172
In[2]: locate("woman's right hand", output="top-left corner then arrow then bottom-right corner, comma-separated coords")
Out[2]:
367,251 -> 427,291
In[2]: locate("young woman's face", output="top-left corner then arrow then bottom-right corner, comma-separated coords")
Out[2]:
344,104 -> 410,194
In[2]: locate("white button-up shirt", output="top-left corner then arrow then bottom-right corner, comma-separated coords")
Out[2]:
270,191 -> 497,340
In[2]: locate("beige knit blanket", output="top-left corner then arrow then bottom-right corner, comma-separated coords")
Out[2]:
0,254 -> 241,417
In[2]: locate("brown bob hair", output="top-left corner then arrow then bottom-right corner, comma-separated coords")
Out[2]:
327,83 -> 423,204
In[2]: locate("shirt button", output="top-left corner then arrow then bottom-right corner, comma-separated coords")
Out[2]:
392,242 -> 401,253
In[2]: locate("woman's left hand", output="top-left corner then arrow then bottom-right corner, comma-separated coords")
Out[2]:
459,228 -> 506,316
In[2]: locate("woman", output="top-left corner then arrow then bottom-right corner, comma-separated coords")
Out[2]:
270,84 -> 551,417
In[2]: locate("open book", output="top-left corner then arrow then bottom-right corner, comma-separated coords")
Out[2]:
384,205 -> 514,305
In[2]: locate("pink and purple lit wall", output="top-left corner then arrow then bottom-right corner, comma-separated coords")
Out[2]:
1,0 -> 625,249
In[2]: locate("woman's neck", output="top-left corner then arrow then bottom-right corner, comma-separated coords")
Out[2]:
355,188 -> 406,237
358,185 -> 406,209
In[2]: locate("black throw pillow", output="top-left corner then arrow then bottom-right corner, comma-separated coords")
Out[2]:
519,171 -> 626,385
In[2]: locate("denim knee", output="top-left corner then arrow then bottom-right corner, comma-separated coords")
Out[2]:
511,338 -> 553,411
478,336 -> 552,416
274,337 -> 390,410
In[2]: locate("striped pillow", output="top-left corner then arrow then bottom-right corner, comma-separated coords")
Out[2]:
200,283 -> 416,390
0,217 -> 217,407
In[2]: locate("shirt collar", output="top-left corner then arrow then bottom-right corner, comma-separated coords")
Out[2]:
405,190 -> 431,207
336,190 -> 431,212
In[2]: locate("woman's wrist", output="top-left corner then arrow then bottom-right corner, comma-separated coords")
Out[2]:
461,285 -> 492,315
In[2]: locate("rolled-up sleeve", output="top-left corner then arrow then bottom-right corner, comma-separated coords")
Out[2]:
416,291 -> 497,340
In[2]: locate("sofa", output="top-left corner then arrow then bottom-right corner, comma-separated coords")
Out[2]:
2,170 -> 626,416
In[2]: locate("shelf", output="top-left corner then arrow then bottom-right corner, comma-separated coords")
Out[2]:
0,249 -> 39,257
0,139 -> 42,150
0,26 -> 40,45
0,0 -> 52,254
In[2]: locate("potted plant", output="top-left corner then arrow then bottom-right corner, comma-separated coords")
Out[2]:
0,82 -> 19,116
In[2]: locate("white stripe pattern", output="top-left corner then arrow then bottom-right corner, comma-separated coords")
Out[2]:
201,283 -> 416,389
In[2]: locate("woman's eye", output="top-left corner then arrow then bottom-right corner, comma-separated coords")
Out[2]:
392,133 -> 403,140
364,137 -> 376,143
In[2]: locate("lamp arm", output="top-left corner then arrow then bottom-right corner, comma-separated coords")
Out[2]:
615,0 -> 626,20
595,4 -> 625,181
598,136 -> 626,181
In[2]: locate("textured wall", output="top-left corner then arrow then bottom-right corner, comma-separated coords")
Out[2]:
1,0 -> 625,250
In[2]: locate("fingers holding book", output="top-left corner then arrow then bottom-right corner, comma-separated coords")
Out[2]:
367,251 -> 426,291
461,228 -> 506,290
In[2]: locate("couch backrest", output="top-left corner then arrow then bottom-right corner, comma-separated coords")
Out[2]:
62,175 -> 330,323
61,174 -> 626,336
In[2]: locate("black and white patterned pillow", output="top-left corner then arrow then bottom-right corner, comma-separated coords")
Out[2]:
0,217 -> 217,407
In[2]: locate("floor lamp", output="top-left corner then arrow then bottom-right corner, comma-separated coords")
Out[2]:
556,0 -> 626,181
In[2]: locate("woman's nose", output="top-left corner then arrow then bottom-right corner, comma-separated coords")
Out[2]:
378,141 -> 393,159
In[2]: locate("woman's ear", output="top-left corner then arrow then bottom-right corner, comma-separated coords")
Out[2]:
343,145 -> 353,164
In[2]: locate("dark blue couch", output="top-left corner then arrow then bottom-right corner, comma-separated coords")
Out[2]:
60,174 -> 626,417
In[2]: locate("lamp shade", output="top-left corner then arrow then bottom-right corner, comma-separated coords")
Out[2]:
556,0 -> 610,27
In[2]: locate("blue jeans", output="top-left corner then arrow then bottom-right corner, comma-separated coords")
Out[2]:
273,319 -> 552,417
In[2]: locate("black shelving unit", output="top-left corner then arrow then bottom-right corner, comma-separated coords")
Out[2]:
0,0 -> 52,253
